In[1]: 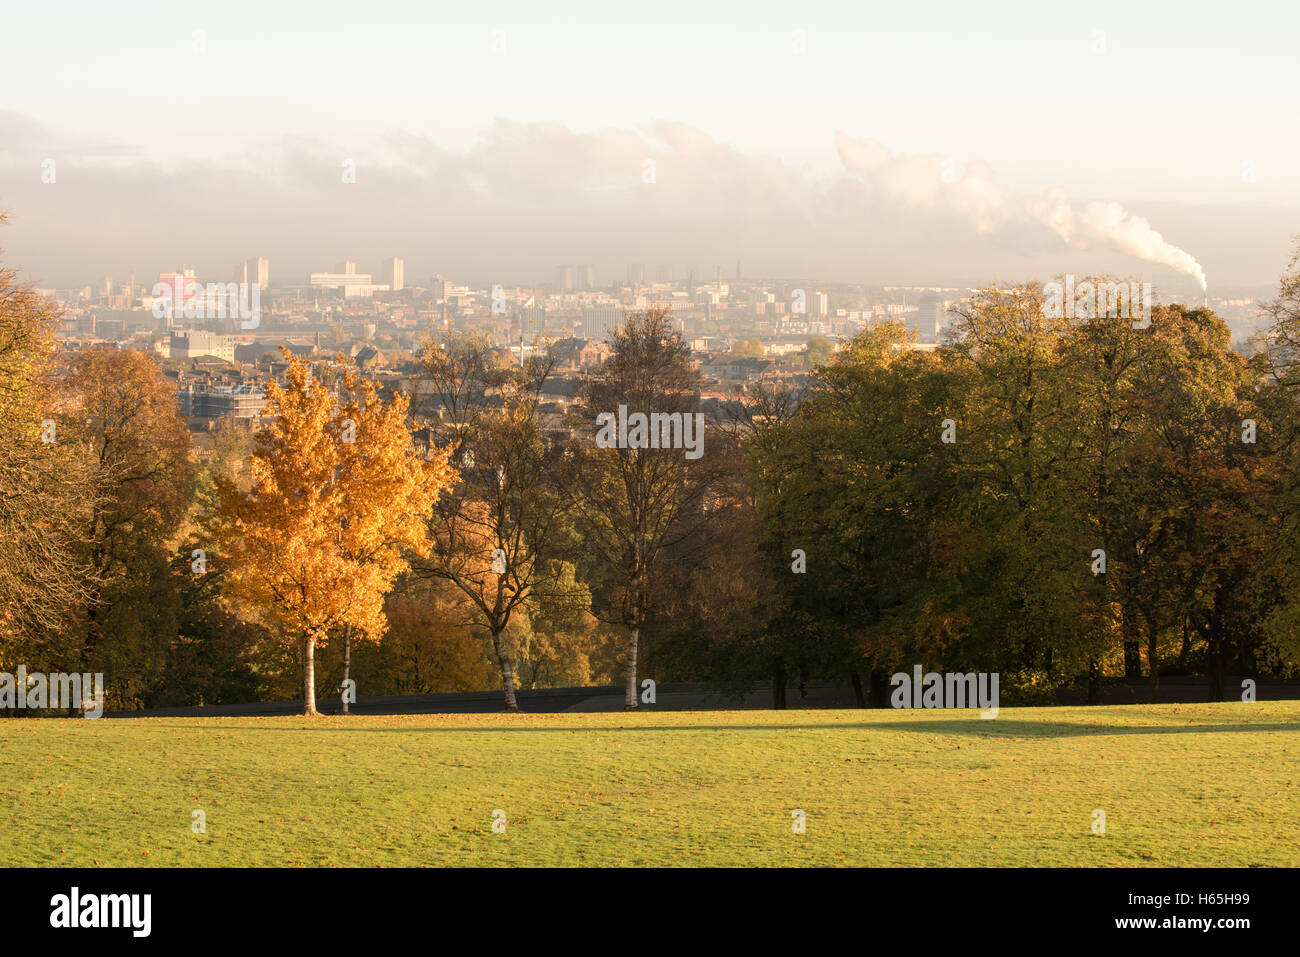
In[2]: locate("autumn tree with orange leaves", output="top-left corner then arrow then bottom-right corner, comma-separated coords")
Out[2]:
214,350 -> 454,714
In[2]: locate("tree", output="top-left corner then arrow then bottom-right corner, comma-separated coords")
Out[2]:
568,307 -> 723,709
751,322 -> 955,706
378,580 -> 498,694
214,350 -> 453,714
803,336 -> 835,367
943,286 -> 1105,699
0,224 -> 95,661
515,561 -> 604,689
152,546 -> 270,708
157,420 -> 264,708
1137,305 -> 1277,700
57,346 -> 195,699
411,333 -> 574,711
731,337 -> 766,359
1264,237 -> 1300,382
1055,281 -> 1156,686
1258,240 -> 1300,677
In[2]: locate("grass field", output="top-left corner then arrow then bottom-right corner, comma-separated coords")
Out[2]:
2,702 -> 1296,867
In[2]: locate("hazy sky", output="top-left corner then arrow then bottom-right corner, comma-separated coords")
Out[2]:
1,0 -> 1296,293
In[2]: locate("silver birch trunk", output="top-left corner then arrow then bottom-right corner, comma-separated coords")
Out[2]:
624,624 -> 639,710
303,632 -> 319,716
341,626 -> 352,715
492,629 -> 519,712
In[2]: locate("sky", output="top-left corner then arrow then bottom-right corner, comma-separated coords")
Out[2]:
0,0 -> 1296,293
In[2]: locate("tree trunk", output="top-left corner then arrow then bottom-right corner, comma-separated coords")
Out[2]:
1087,657 -> 1101,705
868,668 -> 891,708
303,632 -> 319,716
1208,644 -> 1225,701
341,626 -> 352,715
1207,588 -> 1227,702
1122,610 -> 1143,681
772,660 -> 786,710
1146,622 -> 1159,704
850,668 -> 866,708
1177,620 -> 1193,671
491,628 -> 519,712
1123,644 -> 1142,679
624,624 -> 639,710
1207,631 -> 1226,702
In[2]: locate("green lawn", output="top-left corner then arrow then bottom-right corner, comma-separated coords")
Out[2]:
2,702 -> 1296,867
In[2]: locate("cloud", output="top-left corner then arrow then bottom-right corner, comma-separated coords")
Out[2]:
0,113 -> 1214,291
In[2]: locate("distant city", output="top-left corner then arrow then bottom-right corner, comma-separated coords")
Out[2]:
42,255 -> 1274,439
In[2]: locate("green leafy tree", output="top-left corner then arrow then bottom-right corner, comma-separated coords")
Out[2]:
803,336 -> 835,367
731,337 -> 766,359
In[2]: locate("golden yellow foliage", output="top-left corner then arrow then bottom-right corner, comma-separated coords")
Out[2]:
214,350 -> 455,711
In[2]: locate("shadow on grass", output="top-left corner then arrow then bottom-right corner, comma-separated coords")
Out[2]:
147,718 -> 1300,739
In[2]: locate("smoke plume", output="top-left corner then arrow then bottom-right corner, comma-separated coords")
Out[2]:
835,133 -> 1208,290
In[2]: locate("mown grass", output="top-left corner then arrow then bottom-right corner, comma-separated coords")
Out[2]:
1,702 -> 1296,866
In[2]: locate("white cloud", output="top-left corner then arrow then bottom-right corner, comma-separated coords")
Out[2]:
0,113 -> 1220,292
